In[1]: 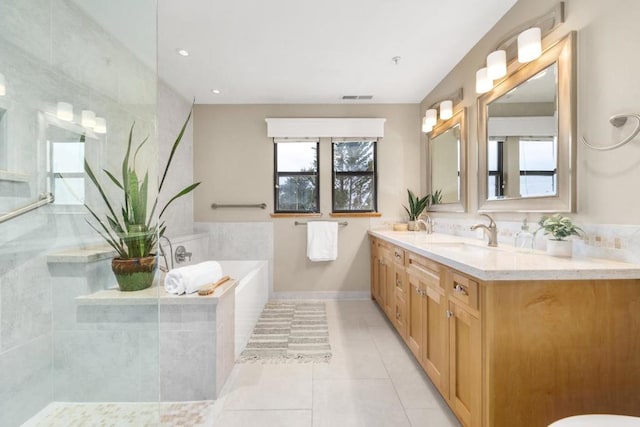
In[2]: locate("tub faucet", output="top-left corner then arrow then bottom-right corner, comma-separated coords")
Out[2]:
159,235 -> 174,271
417,215 -> 434,234
175,245 -> 192,264
471,214 -> 498,247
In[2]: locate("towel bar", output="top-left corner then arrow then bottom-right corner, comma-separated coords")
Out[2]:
211,203 -> 267,209
295,221 -> 348,226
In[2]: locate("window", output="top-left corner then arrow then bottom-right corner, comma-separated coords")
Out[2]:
274,140 -> 319,213
47,129 -> 86,205
332,139 -> 377,212
488,137 -> 557,199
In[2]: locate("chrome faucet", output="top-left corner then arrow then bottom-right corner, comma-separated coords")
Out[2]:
417,214 -> 434,234
471,214 -> 498,247
159,235 -> 174,272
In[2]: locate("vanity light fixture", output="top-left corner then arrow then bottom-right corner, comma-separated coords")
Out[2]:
56,102 -> 74,122
439,100 -> 453,120
486,50 -> 507,80
475,3 -> 564,96
81,110 -> 96,128
176,48 -> 189,57
421,117 -> 432,133
518,27 -> 542,63
421,88 -> 463,133
94,117 -> 107,134
0,73 -> 6,96
425,109 -> 438,127
475,68 -> 493,94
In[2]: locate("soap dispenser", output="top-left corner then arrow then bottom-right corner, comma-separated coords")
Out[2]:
514,219 -> 534,252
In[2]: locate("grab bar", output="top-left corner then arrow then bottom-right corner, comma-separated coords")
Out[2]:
295,221 -> 348,227
211,203 -> 267,210
0,192 -> 54,224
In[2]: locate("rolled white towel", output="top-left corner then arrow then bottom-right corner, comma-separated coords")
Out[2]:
164,261 -> 223,295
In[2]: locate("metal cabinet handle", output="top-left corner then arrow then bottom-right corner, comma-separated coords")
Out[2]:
394,251 -> 402,259
453,283 -> 468,296
396,309 -> 401,320
446,310 -> 454,318
396,279 -> 402,286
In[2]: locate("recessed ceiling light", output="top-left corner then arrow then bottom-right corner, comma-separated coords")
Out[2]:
211,89 -> 221,94
176,48 -> 189,57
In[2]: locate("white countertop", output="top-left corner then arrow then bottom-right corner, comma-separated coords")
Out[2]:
369,230 -> 640,281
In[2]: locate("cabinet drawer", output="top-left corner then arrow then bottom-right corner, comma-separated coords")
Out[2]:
407,254 -> 441,290
392,247 -> 405,265
450,272 -> 479,310
394,268 -> 407,296
370,237 -> 377,256
394,293 -> 407,336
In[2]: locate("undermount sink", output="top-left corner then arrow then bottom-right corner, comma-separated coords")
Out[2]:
428,242 -> 500,253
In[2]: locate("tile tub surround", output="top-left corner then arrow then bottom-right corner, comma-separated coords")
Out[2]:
76,280 -> 237,401
369,230 -> 640,281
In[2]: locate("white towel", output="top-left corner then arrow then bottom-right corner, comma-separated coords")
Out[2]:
164,261 -> 223,295
307,221 -> 338,262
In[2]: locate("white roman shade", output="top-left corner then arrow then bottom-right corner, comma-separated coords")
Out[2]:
265,118 -> 386,139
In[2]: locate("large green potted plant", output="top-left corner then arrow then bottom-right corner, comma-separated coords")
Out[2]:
84,110 -> 200,291
404,189 -> 430,231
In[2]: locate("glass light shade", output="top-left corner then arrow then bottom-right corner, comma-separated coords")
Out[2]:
425,109 -> 437,127
0,73 -> 5,96
486,50 -> 507,80
421,117 -> 432,133
475,68 -> 493,94
94,117 -> 107,134
439,100 -> 453,120
518,27 -> 542,63
81,110 -> 96,128
56,102 -> 74,121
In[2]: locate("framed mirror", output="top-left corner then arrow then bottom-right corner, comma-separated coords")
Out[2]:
428,108 -> 466,212
478,32 -> 575,212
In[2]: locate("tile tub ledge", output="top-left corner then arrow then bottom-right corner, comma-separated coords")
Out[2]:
75,280 -> 237,306
47,245 -> 117,264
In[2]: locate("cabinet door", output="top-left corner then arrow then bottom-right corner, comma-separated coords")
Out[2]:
393,267 -> 408,338
448,301 -> 481,427
370,240 -> 379,302
406,269 -> 423,360
379,248 -> 394,317
423,280 -> 447,395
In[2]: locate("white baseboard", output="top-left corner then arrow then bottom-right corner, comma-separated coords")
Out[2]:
270,291 -> 370,300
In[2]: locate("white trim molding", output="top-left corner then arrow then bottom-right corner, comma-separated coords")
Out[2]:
265,118 -> 386,138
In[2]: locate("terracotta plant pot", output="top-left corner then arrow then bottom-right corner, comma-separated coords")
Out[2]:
111,256 -> 157,291
546,239 -> 572,257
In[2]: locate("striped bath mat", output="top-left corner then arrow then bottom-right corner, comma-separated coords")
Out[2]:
238,302 -> 332,363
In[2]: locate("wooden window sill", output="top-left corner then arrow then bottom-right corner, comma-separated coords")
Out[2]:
330,212 -> 382,218
270,213 -> 323,218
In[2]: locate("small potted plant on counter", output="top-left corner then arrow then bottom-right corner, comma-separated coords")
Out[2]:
404,189 -> 430,231
84,110 -> 200,291
536,213 -> 584,257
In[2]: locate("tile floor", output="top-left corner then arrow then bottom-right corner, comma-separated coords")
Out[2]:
25,300 -> 460,426
210,299 -> 461,427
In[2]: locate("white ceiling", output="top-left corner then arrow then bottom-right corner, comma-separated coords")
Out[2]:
76,0 -> 519,105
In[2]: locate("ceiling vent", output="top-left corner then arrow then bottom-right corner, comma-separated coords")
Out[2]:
341,95 -> 374,100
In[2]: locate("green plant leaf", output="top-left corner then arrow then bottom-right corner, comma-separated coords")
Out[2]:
133,136 -> 150,169
103,169 -> 123,190
159,182 -> 201,218
85,160 -> 124,232
160,106 -> 193,193
122,123 -> 135,217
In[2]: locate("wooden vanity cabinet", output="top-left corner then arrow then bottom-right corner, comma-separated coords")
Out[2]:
370,235 -> 640,427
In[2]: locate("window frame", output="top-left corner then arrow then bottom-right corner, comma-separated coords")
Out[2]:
331,139 -> 378,213
273,140 -> 320,214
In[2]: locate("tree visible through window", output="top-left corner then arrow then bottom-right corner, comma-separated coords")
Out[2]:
274,141 -> 319,213
332,140 -> 377,212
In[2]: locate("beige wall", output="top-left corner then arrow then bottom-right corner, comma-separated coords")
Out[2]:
421,0 -> 640,225
193,104 -> 420,293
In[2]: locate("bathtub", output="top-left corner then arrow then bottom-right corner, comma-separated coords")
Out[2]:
217,260 -> 269,358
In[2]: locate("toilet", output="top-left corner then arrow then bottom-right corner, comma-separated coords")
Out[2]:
549,415 -> 640,426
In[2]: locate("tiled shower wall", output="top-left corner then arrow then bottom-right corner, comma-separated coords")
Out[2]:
0,1 -> 189,425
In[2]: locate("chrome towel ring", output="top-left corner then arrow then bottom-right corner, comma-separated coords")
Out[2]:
581,113 -> 640,151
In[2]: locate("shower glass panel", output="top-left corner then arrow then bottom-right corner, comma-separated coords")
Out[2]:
0,1 -> 159,425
